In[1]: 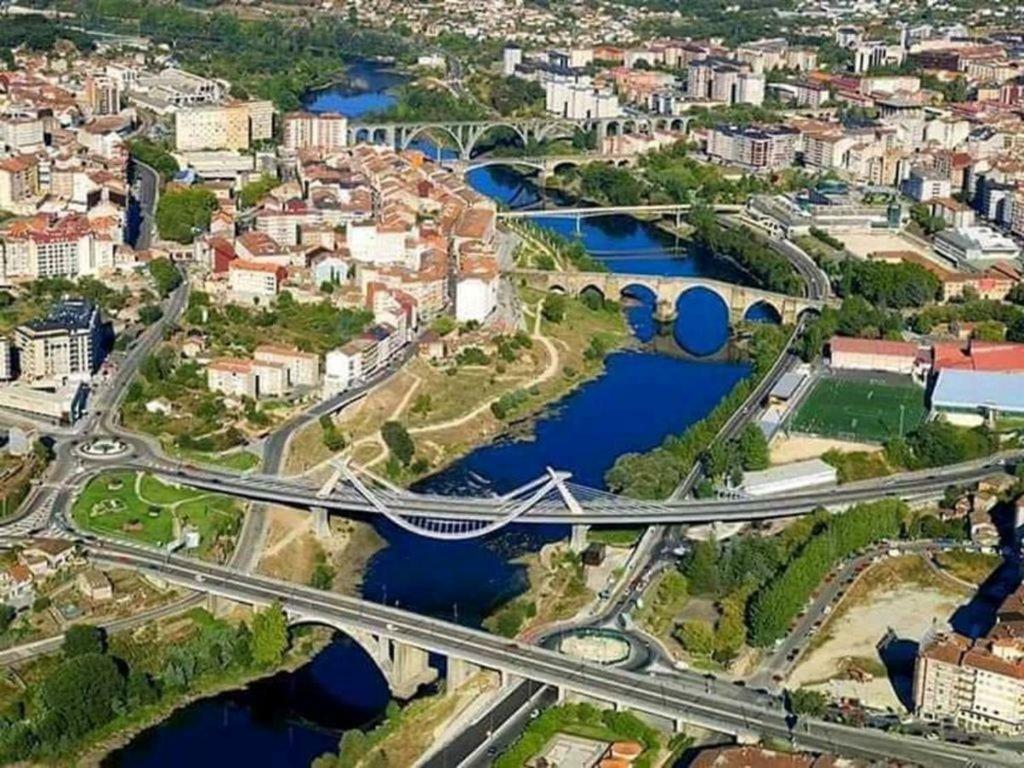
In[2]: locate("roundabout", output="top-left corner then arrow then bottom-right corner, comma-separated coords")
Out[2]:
539,627 -> 653,671
76,437 -> 131,460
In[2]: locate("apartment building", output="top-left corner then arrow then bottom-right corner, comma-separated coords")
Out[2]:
0,113 -> 44,152
545,74 -> 620,119
687,59 -> 765,106
707,125 -> 798,170
227,259 -> 285,302
84,75 -> 121,116
207,357 -> 289,400
0,215 -> 115,282
455,244 -> 499,323
14,299 -> 102,385
282,112 -> 348,152
174,100 -> 274,152
0,155 -> 39,212
915,586 -> 1024,734
253,344 -> 320,389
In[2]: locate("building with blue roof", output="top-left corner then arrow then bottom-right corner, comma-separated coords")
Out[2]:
931,369 -> 1024,424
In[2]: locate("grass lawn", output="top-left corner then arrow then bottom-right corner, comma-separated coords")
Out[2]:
934,550 -> 1002,586
587,526 -> 644,547
73,472 -> 243,557
790,376 -> 926,442
164,444 -> 261,472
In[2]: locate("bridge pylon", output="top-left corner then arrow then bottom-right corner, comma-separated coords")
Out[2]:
547,467 -> 589,553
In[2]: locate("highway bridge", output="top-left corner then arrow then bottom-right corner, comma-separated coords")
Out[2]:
83,539 -> 1018,768
347,115 -> 694,160
138,454 -> 1014,541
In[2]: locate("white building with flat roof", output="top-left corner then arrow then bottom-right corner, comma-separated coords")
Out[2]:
934,226 -> 1020,265
737,458 -> 838,497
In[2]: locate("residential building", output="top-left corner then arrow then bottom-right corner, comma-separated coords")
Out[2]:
227,259 -> 284,302
0,563 -> 34,609
14,299 -> 102,385
707,125 -> 798,170
282,111 -> 348,153
0,214 -> 116,281
0,155 -> 39,212
545,74 -> 621,119
174,100 -> 274,152
903,168 -> 952,202
76,568 -> 113,602
207,358 -> 258,399
84,74 -> 121,116
0,382 -> 87,423
455,246 -> 499,323
253,344 -> 320,388
0,113 -> 44,152
915,585 -> 1024,734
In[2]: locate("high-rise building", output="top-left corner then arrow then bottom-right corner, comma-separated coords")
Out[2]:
281,111 -> 348,152
14,300 -> 102,385
707,125 -> 798,169
84,75 -> 122,116
174,100 -> 274,152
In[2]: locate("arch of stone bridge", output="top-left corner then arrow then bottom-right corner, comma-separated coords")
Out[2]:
472,158 -> 545,173
577,283 -> 607,303
287,617 -> 392,685
400,124 -> 466,157
670,282 -> 732,315
550,158 -> 586,175
353,126 -> 372,144
742,297 -> 783,324
464,122 -> 529,158
534,120 -> 583,144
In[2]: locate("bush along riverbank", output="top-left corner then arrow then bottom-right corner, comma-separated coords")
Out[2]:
604,322 -> 789,499
0,605 -> 325,765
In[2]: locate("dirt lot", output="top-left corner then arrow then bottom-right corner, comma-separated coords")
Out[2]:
257,506 -> 385,593
769,434 -> 882,465
836,232 -> 932,261
788,555 -> 970,711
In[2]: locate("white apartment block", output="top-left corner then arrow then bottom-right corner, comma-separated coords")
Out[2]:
707,125 -> 798,170
14,300 -> 101,385
282,112 -> 348,152
0,155 -> 39,212
227,260 -> 283,302
253,344 -> 321,388
545,75 -> 621,120
0,114 -> 44,152
0,218 -> 115,282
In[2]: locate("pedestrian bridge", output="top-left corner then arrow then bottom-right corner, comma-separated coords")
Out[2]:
516,269 -> 825,325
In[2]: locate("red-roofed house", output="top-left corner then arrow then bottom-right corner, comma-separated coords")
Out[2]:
828,336 -> 921,374
932,340 -> 1024,373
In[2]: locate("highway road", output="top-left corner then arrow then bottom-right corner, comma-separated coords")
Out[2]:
126,451 -> 1015,528
421,680 -> 551,768
129,156 -> 159,252
82,539 -> 1021,768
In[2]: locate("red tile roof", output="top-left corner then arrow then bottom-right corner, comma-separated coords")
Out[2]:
829,336 -> 918,358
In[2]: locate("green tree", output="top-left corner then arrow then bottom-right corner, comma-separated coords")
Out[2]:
541,294 -> 567,323
381,421 -> 415,466
64,625 -> 106,658
789,688 -> 828,716
38,653 -> 125,741
737,424 -> 770,471
682,539 -> 720,595
156,188 -> 218,244
238,174 -> 279,208
149,257 -> 183,297
675,620 -> 714,656
251,603 -> 289,667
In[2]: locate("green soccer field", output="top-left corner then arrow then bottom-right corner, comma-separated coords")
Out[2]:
789,377 -> 927,442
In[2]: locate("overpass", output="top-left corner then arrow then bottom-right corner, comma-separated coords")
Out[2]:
347,115 -> 694,160
139,454 -> 1012,542
457,153 -> 640,179
516,268 -> 826,324
84,539 -> 1018,767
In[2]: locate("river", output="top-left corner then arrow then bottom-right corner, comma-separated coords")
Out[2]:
106,62 -> 764,767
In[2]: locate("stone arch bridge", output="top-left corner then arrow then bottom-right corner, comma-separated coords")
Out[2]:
347,115 -> 694,160
517,269 -> 826,324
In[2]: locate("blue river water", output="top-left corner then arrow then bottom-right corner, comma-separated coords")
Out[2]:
107,62 -> 759,767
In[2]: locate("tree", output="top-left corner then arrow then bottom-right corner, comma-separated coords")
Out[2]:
137,304 -> 164,324
251,603 -> 289,668
541,294 -> 567,323
0,605 -> 14,634
788,688 -> 828,717
64,625 -> 106,658
126,669 -> 160,707
156,187 -> 218,244
238,174 -> 279,208
381,421 -> 415,466
149,257 -> 183,297
676,620 -> 714,656
38,653 -> 125,741
682,540 -> 720,595
737,424 -> 770,471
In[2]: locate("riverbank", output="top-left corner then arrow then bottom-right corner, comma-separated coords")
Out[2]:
285,287 -> 631,485
81,627 -> 332,767
484,542 -> 592,637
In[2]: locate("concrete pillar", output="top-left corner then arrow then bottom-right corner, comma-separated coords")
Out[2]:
385,125 -> 397,149
390,640 -> 438,700
311,506 -> 330,540
570,523 -> 590,553
556,685 -> 566,704
448,657 -> 480,690
500,668 -> 523,688
654,300 -> 677,324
